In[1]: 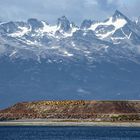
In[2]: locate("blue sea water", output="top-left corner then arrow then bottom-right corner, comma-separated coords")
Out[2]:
0,126 -> 140,140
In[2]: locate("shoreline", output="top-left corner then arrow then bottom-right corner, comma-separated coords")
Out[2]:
0,120 -> 140,127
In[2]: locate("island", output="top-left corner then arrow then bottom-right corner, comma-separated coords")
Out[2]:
0,100 -> 140,126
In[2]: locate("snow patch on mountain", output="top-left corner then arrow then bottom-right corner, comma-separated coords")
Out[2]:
39,21 -> 58,38
10,26 -> 31,37
89,17 -> 127,39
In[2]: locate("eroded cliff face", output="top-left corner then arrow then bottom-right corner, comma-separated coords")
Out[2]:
0,100 -> 140,121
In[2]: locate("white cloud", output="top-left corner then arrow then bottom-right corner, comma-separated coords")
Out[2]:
0,0 -> 139,24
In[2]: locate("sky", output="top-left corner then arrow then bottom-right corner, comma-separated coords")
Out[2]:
0,0 -> 139,24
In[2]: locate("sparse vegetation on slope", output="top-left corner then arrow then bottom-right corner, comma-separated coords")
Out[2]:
0,100 -> 140,122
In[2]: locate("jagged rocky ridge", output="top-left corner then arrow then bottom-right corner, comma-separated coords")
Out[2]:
0,10 -> 140,61
1,100 -> 140,122
0,10 -> 140,108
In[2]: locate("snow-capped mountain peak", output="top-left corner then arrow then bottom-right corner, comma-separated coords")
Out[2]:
112,10 -> 129,22
0,10 -> 139,61
55,16 -> 78,38
88,10 -> 128,39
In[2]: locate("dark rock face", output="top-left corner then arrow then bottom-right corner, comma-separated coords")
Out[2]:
57,16 -> 71,32
95,25 -> 115,34
81,20 -> 94,29
1,22 -> 19,34
0,100 -> 140,121
27,18 -> 43,30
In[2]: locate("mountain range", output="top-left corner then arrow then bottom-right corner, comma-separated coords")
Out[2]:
0,10 -> 140,108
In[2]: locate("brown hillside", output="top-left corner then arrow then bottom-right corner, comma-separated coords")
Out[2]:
0,100 -> 140,121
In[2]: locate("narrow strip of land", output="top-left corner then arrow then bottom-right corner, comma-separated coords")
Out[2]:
0,120 -> 140,127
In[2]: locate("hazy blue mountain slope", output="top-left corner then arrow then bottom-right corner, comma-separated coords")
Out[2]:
0,10 -> 140,108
